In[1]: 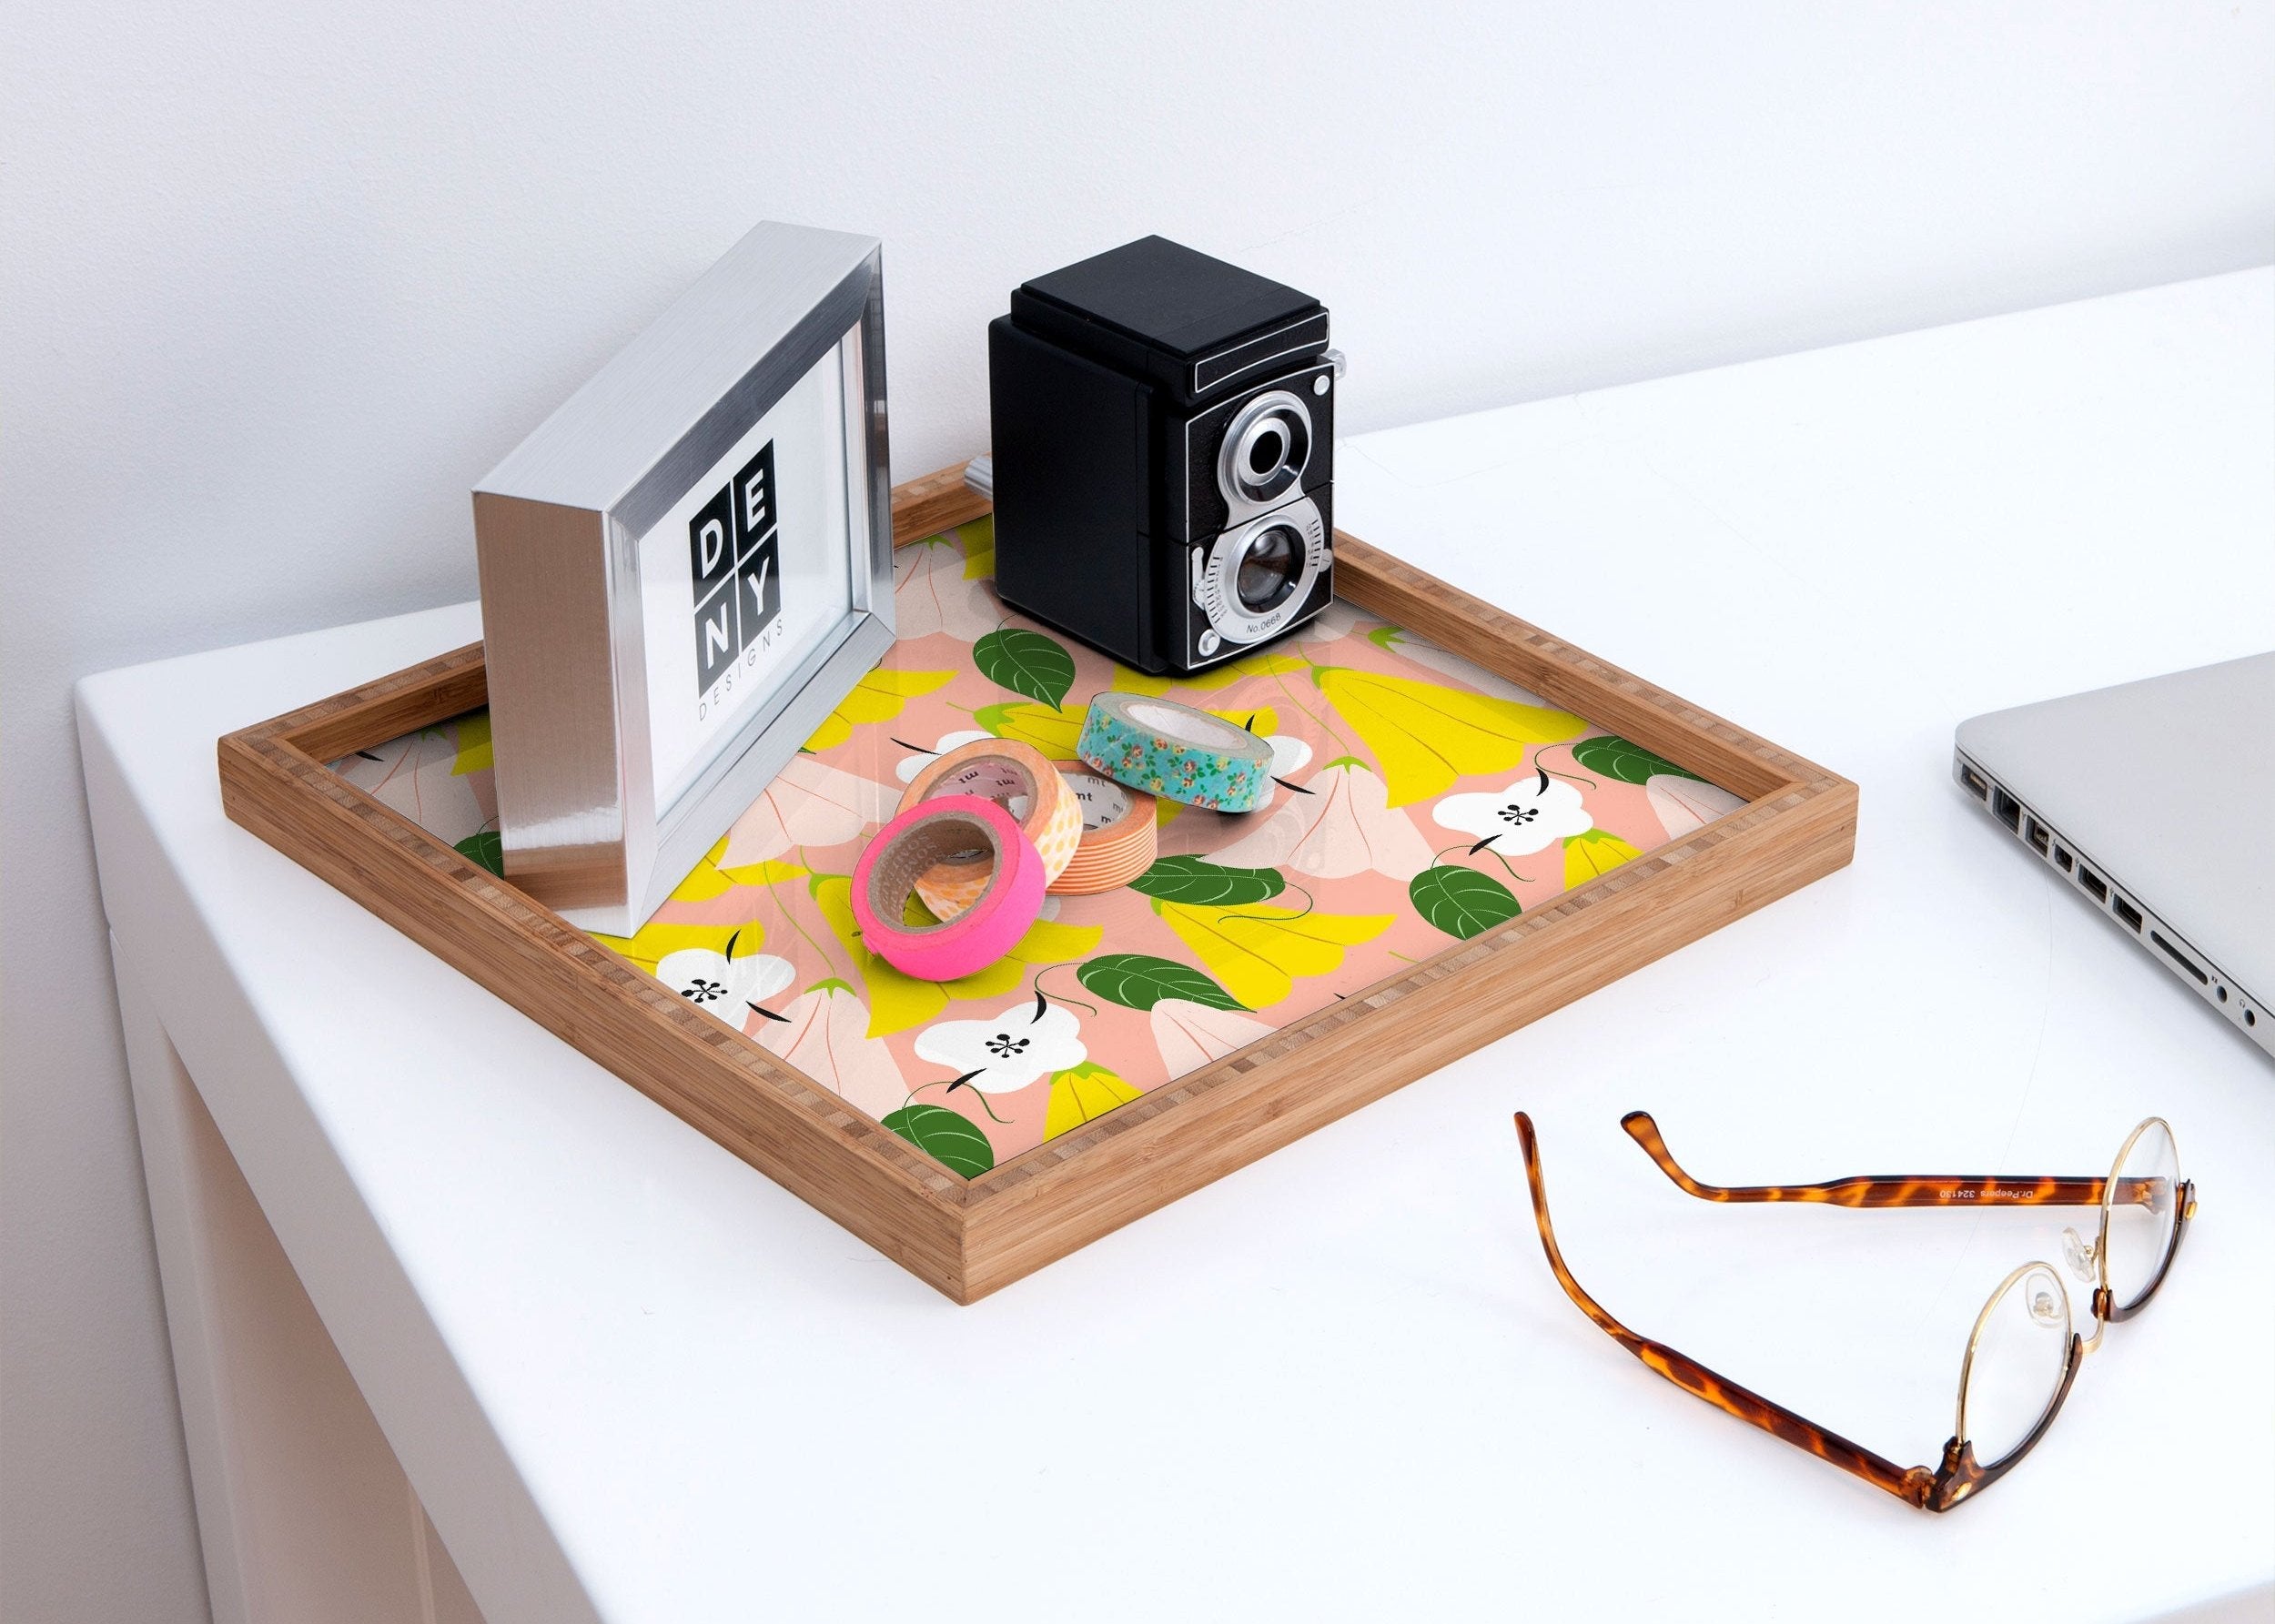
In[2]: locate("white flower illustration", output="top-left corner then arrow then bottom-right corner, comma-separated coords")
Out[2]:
894,730 -> 993,785
1432,771 -> 1593,855
1150,997 -> 1275,1077
655,948 -> 795,1024
1267,734 -> 1312,779
914,997 -> 1087,1093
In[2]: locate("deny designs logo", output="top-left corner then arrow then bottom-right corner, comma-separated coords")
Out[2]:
688,440 -> 783,701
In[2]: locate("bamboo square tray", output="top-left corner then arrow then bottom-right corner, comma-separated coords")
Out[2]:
218,464 -> 1856,1302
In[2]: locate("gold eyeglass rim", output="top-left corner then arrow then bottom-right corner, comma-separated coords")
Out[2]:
1513,1111 -> 2197,1512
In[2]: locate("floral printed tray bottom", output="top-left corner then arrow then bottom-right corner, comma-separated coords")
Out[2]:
337,517 -> 1743,1178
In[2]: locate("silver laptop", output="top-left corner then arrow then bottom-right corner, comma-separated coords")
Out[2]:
1955,653 -> 2274,1061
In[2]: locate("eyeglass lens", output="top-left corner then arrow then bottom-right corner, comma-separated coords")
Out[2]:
1962,1263 -> 2071,1466
2104,1120 -> 2183,1313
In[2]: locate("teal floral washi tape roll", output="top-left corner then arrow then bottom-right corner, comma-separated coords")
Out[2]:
1076,691 -> 1275,812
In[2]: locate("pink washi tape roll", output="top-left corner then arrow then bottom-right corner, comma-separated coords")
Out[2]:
851,795 -> 1046,982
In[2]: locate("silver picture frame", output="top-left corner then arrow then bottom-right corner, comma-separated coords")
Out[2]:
473,221 -> 892,935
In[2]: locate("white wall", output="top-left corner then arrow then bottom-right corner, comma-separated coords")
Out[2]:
4,3 -> 2269,1616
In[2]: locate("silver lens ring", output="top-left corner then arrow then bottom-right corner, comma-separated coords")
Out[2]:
1233,522 -> 1302,614
1197,494 -> 1330,648
1236,418 -> 1289,487
1217,389 -> 1312,513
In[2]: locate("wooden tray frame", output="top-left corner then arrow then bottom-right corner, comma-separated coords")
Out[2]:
219,463 -> 1857,1303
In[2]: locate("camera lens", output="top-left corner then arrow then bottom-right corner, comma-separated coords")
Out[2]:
1246,423 -> 1287,479
1236,525 -> 1300,613
1218,390 -> 1312,511
1198,493 -> 1328,655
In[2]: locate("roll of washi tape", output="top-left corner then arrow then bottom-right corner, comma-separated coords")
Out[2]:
1076,692 -> 1275,813
899,739 -> 1083,918
852,796 -> 1046,982
1047,762 -> 1158,894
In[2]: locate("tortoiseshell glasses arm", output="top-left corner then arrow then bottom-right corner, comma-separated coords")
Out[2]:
1512,1114 -> 1941,1509
1619,1112 -> 2142,1209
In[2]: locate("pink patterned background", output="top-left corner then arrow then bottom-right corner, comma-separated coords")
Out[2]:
335,517 -> 1744,1178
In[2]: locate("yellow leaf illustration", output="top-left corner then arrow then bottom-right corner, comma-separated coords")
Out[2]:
1563,829 -> 1643,888
815,876 -> 1103,1036
977,697 -> 1274,762
1110,649 -> 1307,696
1314,666 -> 1587,808
940,914 -> 1102,1002
590,916 -> 763,973
715,857 -> 809,889
1043,1063 -> 1142,1141
661,836 -> 738,903
1155,901 -> 1393,1010
976,700 -> 1089,757
451,711 -> 493,776
1111,665 -> 1175,698
956,516 -> 996,580
656,843 -> 805,904
804,667 -> 955,751
814,875 -> 947,1036
1026,916 -> 1102,954
1222,649 -> 1311,681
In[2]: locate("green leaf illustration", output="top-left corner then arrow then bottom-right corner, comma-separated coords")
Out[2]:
881,1105 -> 996,1178
1077,953 -> 1249,1013
1409,863 -> 1521,940
973,626 -> 1076,709
453,830 -> 505,877
1127,854 -> 1287,906
1569,734 -> 1703,785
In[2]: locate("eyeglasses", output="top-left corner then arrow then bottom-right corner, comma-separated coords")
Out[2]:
1512,1111 -> 2196,1512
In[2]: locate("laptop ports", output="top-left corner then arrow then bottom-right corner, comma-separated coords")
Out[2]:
2111,894 -> 2143,933
1990,786 -> 2021,832
2026,818 -> 2051,856
2078,866 -> 2108,903
2053,845 -> 2074,873
1957,762 -> 1989,802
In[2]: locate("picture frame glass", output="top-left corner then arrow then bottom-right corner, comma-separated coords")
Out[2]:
636,337 -> 858,811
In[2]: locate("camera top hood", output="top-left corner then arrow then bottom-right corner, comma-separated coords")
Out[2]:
1010,235 -> 1328,407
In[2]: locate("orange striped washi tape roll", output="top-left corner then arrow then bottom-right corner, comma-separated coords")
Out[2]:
1047,762 -> 1158,894
899,740 -> 1083,920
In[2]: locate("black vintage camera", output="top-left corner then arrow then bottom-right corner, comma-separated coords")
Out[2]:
988,237 -> 1339,675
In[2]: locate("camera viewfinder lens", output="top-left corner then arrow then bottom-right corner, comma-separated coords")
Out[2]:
1247,425 -> 1286,479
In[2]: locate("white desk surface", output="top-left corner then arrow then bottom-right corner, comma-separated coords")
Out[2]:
80,268 -> 2275,1624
